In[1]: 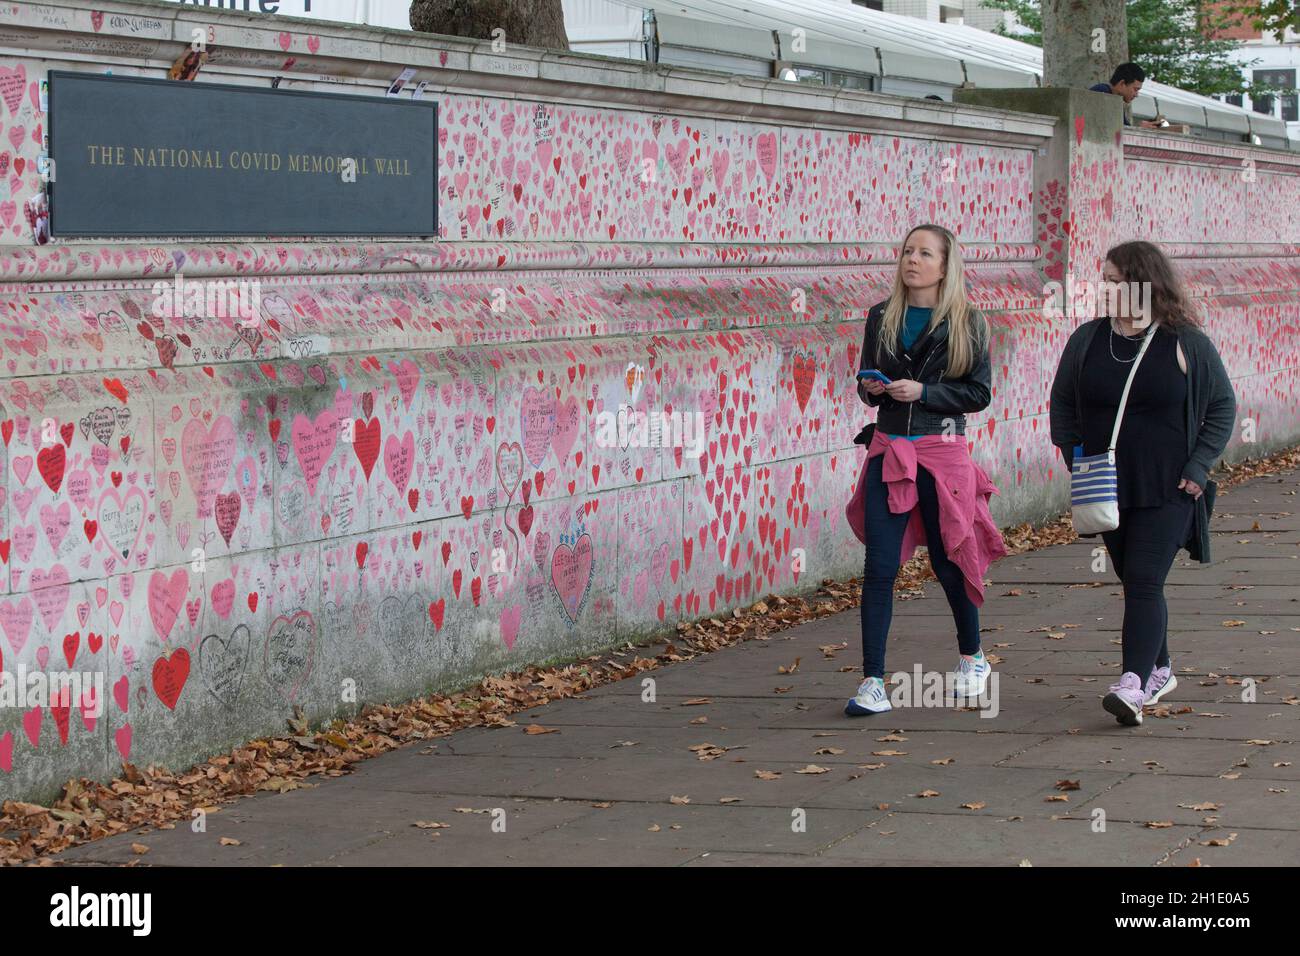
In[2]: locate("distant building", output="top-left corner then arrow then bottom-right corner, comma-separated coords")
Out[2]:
1205,1 -> 1299,142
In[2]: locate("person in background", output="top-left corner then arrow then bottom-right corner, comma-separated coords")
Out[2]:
844,224 -> 1007,716
1089,63 -> 1164,128
1049,241 -> 1236,726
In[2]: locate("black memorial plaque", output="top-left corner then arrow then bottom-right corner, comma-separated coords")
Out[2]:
48,71 -> 437,237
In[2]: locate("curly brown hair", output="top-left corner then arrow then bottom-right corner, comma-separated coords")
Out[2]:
1104,241 -> 1202,330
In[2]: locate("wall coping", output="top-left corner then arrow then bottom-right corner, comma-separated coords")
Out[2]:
1123,129 -> 1300,172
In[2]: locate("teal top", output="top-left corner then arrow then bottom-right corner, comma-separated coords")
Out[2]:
901,305 -> 932,351
885,305 -> 932,441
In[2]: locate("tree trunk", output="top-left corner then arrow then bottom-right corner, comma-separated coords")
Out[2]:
1042,0 -> 1128,89
409,0 -> 569,51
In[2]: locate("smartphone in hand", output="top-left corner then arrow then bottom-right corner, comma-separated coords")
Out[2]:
856,369 -> 893,385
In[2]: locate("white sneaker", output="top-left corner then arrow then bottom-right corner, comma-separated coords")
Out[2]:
1144,665 -> 1177,705
951,652 -> 991,699
845,676 -> 892,716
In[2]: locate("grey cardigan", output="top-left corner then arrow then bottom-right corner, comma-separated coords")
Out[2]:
1049,318 -> 1237,563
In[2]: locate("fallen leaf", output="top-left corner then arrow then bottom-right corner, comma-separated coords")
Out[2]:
796,765 -> 830,774
755,770 -> 782,780
523,724 -> 559,735
915,789 -> 941,798
669,795 -> 691,805
1143,821 -> 1174,828
960,801 -> 986,810
219,837 -> 242,845
1200,833 -> 1238,847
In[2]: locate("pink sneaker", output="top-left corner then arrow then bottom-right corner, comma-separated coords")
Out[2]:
1144,666 -> 1177,705
1103,672 -> 1145,726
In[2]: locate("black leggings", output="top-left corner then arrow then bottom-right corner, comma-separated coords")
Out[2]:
1101,494 -> 1195,679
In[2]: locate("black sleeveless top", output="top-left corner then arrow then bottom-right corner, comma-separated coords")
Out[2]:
1079,323 -> 1188,509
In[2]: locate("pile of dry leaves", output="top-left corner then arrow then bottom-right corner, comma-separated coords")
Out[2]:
3,445 -> 1295,865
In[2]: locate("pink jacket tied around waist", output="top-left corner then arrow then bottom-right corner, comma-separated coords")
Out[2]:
846,431 -> 1008,607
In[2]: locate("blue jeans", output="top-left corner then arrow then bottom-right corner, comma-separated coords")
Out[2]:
860,454 -> 981,678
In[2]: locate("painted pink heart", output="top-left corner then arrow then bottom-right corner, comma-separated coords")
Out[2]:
520,386 -> 556,467
551,395 -> 580,463
147,568 -> 189,643
30,565 -> 71,632
37,502 -> 71,554
182,414 -> 236,517
387,359 -> 421,409
499,604 -> 523,650
291,409 -> 339,496
384,430 -> 415,496
211,578 -> 235,619
0,63 -> 25,116
0,597 -> 33,655
550,533 -> 594,625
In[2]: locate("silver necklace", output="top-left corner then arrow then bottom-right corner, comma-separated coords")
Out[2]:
1108,318 -> 1145,363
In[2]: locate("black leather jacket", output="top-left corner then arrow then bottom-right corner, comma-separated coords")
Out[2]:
856,300 -> 993,436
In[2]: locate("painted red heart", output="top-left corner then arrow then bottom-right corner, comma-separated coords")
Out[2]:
352,417 -> 381,480
102,377 -> 128,403
152,649 -> 190,710
37,443 -> 65,493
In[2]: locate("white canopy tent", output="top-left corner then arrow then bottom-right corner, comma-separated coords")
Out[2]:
564,0 -> 1295,148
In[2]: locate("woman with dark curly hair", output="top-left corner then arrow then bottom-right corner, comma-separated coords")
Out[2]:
1050,241 -> 1237,726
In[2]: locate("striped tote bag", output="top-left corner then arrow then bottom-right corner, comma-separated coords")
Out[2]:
1071,326 -> 1155,536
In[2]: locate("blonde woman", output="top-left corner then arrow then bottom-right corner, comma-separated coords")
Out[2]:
845,224 -> 1007,716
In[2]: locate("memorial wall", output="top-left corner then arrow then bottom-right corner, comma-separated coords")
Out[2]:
0,0 -> 1296,800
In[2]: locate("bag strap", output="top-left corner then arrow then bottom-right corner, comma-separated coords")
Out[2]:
1108,322 -> 1157,453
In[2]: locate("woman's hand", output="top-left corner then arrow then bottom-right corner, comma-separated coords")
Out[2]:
884,378 -> 923,402
1178,477 -> 1203,499
860,378 -> 887,397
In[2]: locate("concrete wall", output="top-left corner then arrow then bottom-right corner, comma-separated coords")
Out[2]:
0,0 -> 1296,801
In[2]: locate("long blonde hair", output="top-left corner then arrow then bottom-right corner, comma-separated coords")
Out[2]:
878,224 -> 987,378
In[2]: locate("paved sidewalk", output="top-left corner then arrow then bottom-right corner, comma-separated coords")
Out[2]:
54,468 -> 1300,866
